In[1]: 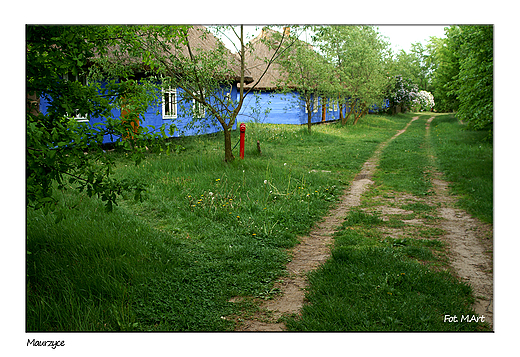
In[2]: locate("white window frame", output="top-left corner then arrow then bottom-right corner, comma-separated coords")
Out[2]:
162,86 -> 178,119
64,73 -> 89,122
192,91 -> 206,118
305,96 -> 319,113
225,86 -> 232,104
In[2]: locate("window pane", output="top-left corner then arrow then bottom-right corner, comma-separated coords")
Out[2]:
171,92 -> 176,115
164,93 -> 170,115
163,88 -> 177,118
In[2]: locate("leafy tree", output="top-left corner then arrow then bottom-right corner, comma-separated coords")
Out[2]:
384,43 -> 435,114
269,28 -> 337,132
130,25 -> 297,162
26,25 -> 182,217
456,25 -> 493,133
388,49 -> 423,88
313,25 -> 389,125
427,25 -> 492,134
427,26 -> 462,112
383,38 -> 440,115
409,42 -> 435,92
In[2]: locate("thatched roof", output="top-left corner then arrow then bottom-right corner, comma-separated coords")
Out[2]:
241,28 -> 289,90
171,26 -> 254,84
98,26 -> 253,84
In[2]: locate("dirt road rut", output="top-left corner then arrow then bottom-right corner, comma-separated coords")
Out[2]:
233,116 -> 493,331
425,117 -> 493,326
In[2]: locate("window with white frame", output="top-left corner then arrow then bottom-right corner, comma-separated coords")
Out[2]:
225,86 -> 232,104
328,98 -> 333,111
305,96 -> 319,113
64,73 -> 89,122
192,91 -> 206,118
162,86 -> 178,119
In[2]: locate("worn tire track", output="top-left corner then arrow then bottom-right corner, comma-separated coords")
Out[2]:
425,116 -> 494,328
233,117 -> 419,331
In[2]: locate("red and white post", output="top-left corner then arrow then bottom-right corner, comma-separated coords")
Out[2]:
239,123 -> 246,159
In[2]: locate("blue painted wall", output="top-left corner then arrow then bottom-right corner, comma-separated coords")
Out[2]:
39,80 -> 389,146
345,98 -> 390,114
368,98 -> 390,113
236,90 -> 342,125
39,81 -> 238,144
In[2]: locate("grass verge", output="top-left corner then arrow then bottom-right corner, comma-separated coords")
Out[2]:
26,114 -> 408,331
429,114 -> 493,223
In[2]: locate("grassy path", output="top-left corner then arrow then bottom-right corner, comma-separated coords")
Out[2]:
284,114 -> 492,331
235,117 -> 420,331
27,114 -> 405,331
425,116 -> 493,327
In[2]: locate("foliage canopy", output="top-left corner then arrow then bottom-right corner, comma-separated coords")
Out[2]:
313,25 -> 390,124
26,25 -> 173,217
456,25 -> 493,132
427,25 -> 493,135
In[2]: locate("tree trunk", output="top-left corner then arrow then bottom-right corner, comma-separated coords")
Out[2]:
339,103 -> 344,123
353,106 -> 368,125
353,112 -> 361,125
306,97 -> 312,132
344,104 -> 352,125
223,125 -> 235,162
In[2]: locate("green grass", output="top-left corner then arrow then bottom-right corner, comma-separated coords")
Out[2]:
27,198 -> 156,331
26,114 -> 407,331
286,246 -> 479,331
429,114 -> 493,223
26,112 -> 492,331
374,115 -> 433,196
284,113 -> 492,331
285,204 -> 488,332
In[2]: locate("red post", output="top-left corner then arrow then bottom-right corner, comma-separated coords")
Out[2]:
239,123 -> 246,159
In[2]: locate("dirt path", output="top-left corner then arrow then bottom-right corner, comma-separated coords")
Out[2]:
233,117 -> 420,331
232,116 -> 493,331
424,116 -> 494,327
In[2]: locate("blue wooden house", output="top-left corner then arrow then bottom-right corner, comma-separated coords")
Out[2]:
37,26 -> 253,144
237,28 -> 342,125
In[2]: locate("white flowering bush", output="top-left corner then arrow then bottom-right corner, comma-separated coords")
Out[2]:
386,75 -> 419,113
417,91 -> 435,111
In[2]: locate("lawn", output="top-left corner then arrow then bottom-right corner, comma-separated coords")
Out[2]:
26,113 -> 492,331
26,114 -> 408,331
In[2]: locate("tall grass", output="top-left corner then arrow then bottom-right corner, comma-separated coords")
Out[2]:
27,114 -> 407,331
429,114 -> 493,223
26,197 -> 154,331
